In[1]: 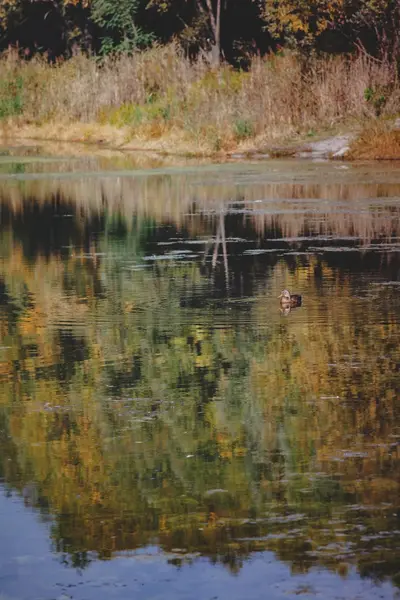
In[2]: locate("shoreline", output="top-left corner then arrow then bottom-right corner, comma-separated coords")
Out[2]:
1,120 -> 400,162
0,121 -> 353,159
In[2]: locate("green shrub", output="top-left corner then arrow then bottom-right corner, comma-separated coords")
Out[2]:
364,86 -> 387,116
233,118 -> 254,140
101,100 -> 172,127
0,76 -> 23,119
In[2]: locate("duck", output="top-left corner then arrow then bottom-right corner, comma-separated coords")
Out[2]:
278,289 -> 302,308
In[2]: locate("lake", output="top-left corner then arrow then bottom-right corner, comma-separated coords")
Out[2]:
1,150 -> 400,600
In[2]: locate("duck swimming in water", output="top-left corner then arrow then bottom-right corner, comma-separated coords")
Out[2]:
279,289 -> 302,308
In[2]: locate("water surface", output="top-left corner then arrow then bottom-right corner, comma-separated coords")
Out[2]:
1,154 -> 400,599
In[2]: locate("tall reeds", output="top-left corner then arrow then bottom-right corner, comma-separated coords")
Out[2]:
0,44 -> 398,152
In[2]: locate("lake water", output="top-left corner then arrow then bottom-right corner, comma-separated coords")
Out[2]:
1,151 -> 400,600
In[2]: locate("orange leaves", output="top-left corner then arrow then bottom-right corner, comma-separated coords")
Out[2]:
264,0 -> 346,44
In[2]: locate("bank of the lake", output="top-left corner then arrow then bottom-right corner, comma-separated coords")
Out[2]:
0,121 -> 355,160
2,122 -> 399,162
1,46 -> 399,160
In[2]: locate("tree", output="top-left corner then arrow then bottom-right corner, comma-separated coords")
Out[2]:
263,0 -> 344,50
147,0 -> 224,64
0,0 -> 93,56
263,0 -> 400,59
200,0 -> 222,64
0,0 -> 153,56
347,0 -> 400,61
91,0 -> 152,54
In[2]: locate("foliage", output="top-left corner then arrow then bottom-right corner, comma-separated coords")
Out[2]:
233,117 -> 254,140
0,0 -> 399,64
347,0 -> 400,59
263,0 -> 400,59
147,0 -> 221,54
363,85 -> 387,115
0,75 -> 23,118
0,0 -> 93,56
91,0 -> 152,54
263,0 -> 344,49
101,99 -> 172,128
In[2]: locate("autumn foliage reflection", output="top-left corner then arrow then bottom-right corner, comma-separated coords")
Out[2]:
1,176 -> 400,585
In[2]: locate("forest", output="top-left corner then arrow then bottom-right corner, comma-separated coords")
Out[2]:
0,0 -> 400,64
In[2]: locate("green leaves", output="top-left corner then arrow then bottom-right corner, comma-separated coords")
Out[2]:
91,0 -> 153,54
263,0 -> 400,58
0,75 -> 23,118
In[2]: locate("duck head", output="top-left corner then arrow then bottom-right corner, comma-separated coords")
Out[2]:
278,289 -> 291,302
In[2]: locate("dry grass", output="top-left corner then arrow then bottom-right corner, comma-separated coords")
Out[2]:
349,121 -> 400,160
0,44 -> 399,154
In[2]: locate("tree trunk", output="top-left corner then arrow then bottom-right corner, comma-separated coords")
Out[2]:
201,0 -> 221,65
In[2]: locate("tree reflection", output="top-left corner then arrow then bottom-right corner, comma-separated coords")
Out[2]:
0,179 -> 400,587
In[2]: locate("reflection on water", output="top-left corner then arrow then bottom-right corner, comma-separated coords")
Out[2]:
1,158 -> 400,599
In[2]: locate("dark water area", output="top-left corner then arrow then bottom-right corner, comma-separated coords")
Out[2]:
1,154 -> 400,599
